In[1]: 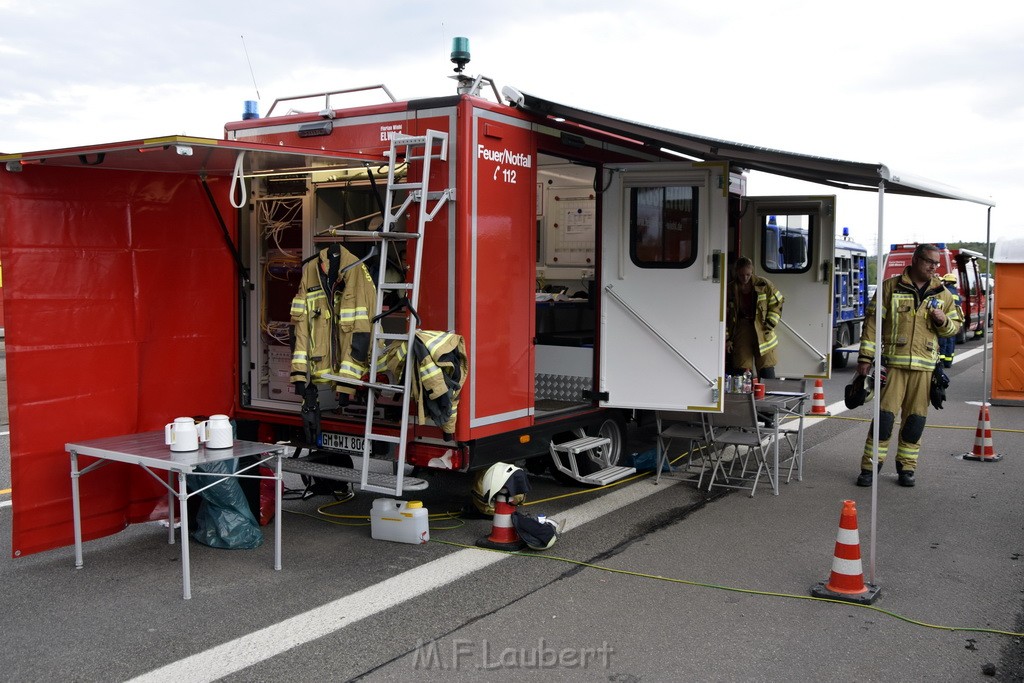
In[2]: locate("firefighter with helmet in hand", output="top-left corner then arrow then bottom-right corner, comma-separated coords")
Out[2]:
854,244 -> 962,488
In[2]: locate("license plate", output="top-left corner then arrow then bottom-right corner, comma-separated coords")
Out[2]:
320,432 -> 365,454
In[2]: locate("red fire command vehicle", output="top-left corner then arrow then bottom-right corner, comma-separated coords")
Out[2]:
883,243 -> 988,342
0,46 -> 991,557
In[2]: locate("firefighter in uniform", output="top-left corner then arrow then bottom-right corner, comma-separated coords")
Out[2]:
726,256 -> 784,379
937,272 -> 961,368
855,244 -> 962,488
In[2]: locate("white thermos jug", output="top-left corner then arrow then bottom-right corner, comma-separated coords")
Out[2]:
197,414 -> 233,449
164,417 -> 199,452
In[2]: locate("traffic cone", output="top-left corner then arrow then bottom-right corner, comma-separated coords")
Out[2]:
810,378 -> 829,416
811,500 -> 881,604
476,494 -> 526,551
962,404 -> 1002,462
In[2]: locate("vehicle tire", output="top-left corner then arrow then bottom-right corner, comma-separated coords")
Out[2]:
832,324 -> 852,369
584,413 -> 629,471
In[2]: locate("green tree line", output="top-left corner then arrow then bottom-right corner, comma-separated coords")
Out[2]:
866,241 -> 993,282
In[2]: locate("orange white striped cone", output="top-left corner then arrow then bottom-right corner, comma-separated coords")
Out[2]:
810,378 -> 829,416
811,500 -> 880,604
962,404 -> 1002,462
476,495 -> 526,551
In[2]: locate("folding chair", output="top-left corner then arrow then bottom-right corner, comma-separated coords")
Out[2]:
706,393 -> 777,496
653,411 -> 714,485
762,377 -> 808,482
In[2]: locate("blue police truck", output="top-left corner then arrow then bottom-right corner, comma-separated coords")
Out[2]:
831,228 -> 868,368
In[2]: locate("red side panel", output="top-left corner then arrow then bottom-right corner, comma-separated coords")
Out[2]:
0,166 -> 238,557
461,107 -> 536,437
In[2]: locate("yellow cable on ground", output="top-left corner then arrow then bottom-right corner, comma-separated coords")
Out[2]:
808,414 -> 1024,433
434,539 -> 1024,639
284,493 -> 467,529
285,451 -> 1023,638
525,446 -> 706,507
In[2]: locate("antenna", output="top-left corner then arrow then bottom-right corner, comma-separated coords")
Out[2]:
241,34 -> 261,100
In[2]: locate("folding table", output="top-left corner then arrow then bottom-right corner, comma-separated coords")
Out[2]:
67,432 -> 285,599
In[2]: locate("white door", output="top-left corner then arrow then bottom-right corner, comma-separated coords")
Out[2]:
740,196 -> 836,379
599,163 -> 728,410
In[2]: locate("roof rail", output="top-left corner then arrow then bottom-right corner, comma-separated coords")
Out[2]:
265,85 -> 397,118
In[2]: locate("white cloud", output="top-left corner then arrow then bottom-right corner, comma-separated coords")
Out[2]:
0,0 -> 1019,247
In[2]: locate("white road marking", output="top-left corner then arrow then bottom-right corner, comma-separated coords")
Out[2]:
129,472 -> 688,682
125,345 -> 998,680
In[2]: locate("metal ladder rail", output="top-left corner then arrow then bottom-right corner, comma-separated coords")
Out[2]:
359,131 -> 450,495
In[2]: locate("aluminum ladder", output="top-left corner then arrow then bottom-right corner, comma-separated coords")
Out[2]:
323,130 -> 452,496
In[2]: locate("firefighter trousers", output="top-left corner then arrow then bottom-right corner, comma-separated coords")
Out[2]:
861,367 -> 931,473
731,318 -> 777,375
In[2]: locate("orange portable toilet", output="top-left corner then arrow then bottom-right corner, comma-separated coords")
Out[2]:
991,237 -> 1024,405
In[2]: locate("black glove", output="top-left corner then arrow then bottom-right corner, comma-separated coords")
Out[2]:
293,381 -> 306,397
930,366 -> 949,410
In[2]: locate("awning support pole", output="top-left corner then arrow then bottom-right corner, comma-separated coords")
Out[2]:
868,180 -> 885,587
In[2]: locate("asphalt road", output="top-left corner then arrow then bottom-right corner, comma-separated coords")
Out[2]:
1,333 -> 1022,681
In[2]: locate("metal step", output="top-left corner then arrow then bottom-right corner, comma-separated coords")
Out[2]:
578,465 -> 637,487
551,435 -> 612,456
367,433 -> 401,445
389,181 -> 423,192
319,372 -> 405,394
281,458 -> 428,491
376,332 -> 412,341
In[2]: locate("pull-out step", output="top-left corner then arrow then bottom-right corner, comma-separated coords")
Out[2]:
281,458 -> 428,492
579,465 -> 638,487
549,434 -> 636,486
553,435 -> 612,456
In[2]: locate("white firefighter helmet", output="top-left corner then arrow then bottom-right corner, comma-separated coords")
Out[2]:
473,462 -> 527,513
471,469 -> 497,516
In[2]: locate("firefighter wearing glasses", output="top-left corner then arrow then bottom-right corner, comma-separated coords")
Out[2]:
855,244 -> 962,488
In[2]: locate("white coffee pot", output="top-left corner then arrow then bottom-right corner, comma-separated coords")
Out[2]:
197,414 -> 233,449
164,417 -> 199,452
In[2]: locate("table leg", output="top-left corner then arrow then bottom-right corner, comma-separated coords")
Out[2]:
71,451 -> 84,569
772,411 -> 780,495
167,471 -> 175,545
177,471 -> 191,600
274,452 -> 282,571
797,400 -> 806,481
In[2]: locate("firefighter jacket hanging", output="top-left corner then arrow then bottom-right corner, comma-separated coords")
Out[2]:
857,268 -> 962,371
290,245 -> 377,397
726,275 -> 784,372
379,330 -> 467,440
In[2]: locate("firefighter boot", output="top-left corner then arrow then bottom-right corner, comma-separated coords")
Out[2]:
856,462 -> 883,487
896,462 -> 916,487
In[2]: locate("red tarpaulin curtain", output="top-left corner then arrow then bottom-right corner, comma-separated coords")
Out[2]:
0,166 -> 238,557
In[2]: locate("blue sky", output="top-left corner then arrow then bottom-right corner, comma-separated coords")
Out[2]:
2,0 -> 1020,253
